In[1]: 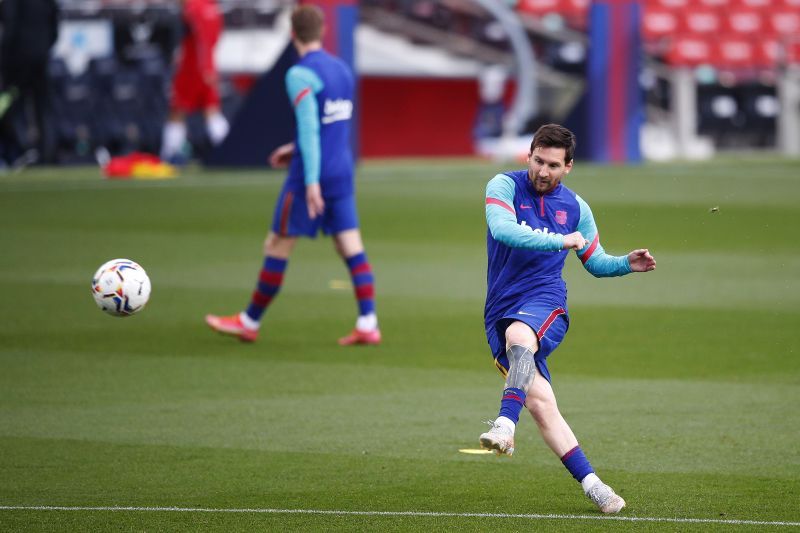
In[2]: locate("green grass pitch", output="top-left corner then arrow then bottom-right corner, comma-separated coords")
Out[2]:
0,157 -> 798,531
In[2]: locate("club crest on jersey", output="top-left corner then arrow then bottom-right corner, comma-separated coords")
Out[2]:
555,210 -> 567,225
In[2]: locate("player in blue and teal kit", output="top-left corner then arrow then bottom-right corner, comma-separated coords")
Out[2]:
206,5 -> 380,346
479,124 -> 656,513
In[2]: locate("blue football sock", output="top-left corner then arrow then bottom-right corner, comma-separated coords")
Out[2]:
498,387 -> 526,424
561,445 -> 595,482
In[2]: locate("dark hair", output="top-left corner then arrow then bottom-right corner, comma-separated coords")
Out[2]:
291,5 -> 324,44
530,124 -> 576,164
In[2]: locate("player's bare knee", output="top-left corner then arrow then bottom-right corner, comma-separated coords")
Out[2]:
505,321 -> 539,352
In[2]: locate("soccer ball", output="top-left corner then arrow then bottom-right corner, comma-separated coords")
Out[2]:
91,258 -> 151,317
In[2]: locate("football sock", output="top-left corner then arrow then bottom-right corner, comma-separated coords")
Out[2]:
161,120 -> 186,160
245,256 -> 288,322
580,472 -> 601,493
356,312 -> 378,331
206,112 -> 230,145
561,445 -> 595,483
498,387 -> 526,424
345,252 -> 375,317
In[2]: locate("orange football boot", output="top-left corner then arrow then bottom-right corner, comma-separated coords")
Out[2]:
338,328 -> 382,346
205,313 -> 259,342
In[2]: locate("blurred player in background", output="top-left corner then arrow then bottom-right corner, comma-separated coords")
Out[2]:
160,0 -> 228,163
206,5 -> 380,346
0,0 -> 59,167
480,124 -> 656,513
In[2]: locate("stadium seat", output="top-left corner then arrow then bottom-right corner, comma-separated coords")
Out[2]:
738,82 -> 779,146
643,7 -> 679,42
697,84 -> 743,146
517,0 -> 561,16
754,39 -> 779,68
665,35 -> 713,66
697,0 -> 732,7
714,36 -> 756,68
647,0 -> 690,8
722,8 -> 764,35
679,8 -> 722,36
765,9 -> 800,35
734,0 -> 775,6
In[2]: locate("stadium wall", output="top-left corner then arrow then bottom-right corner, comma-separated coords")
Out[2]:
359,77 -> 480,157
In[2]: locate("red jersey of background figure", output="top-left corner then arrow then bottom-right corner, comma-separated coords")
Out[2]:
171,0 -> 223,113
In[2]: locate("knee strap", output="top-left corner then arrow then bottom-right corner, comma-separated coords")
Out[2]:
505,344 -> 537,393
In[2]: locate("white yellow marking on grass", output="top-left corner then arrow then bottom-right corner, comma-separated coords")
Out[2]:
328,280 -> 350,290
1,506 -> 798,527
458,448 -> 494,455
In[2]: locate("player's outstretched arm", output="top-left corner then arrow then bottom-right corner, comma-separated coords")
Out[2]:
574,195 -> 633,277
627,249 -> 656,272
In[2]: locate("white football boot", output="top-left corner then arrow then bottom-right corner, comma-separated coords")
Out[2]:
479,420 -> 515,456
585,480 -> 626,514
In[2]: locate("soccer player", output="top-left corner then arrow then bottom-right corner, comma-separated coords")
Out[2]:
205,5 -> 380,346
160,0 -> 229,162
479,124 -> 656,513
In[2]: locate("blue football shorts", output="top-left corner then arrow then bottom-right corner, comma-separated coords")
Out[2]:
486,301 -> 570,383
270,186 -> 360,237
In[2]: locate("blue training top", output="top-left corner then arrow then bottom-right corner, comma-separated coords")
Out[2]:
484,169 -> 631,327
284,49 -> 355,199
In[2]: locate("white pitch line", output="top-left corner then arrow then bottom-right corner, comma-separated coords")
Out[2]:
0,506 -> 798,527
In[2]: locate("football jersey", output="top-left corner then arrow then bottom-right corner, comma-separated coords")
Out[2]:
284,50 -> 355,199
484,169 -> 631,327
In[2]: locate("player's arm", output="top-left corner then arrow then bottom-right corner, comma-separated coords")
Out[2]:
286,65 -> 325,217
574,195 -> 634,277
486,174 -> 566,251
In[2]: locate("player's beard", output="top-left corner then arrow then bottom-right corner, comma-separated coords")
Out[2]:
532,175 -> 560,194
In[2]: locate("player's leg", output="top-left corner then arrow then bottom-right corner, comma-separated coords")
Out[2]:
204,105 -> 229,146
526,373 -> 626,514
161,110 -> 187,161
332,228 -> 380,345
479,321 -> 538,456
205,232 -> 296,342
206,186 -> 311,342
323,195 -> 380,346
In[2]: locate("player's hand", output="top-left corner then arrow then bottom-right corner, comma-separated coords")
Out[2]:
562,231 -> 589,251
306,183 -> 325,219
628,248 -> 656,272
269,143 -> 295,168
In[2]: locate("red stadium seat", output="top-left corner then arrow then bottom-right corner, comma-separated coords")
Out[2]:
666,35 -> 713,66
517,0 -> 561,16
753,39 -> 779,67
680,8 -> 723,35
697,0 -> 732,7
734,0 -> 775,6
648,0 -> 690,8
643,7 -> 680,41
722,8 -> 765,34
715,36 -> 756,68
765,9 -> 800,35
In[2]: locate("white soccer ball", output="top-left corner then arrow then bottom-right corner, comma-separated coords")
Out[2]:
91,258 -> 151,317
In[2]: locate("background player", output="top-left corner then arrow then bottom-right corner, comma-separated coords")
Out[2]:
205,4 -> 380,346
479,124 -> 656,513
160,0 -> 229,163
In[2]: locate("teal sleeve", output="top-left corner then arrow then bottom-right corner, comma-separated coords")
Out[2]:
485,174 -> 564,251
286,66 -> 324,187
575,194 -> 632,277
